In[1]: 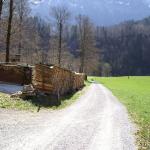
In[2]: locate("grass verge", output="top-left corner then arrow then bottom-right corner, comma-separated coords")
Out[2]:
90,76 -> 150,150
0,92 -> 37,111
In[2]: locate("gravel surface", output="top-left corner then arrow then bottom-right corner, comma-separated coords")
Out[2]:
0,84 -> 137,150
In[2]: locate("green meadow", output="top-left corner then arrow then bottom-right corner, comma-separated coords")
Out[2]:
90,76 -> 150,150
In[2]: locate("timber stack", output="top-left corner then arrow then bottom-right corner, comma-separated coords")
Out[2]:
0,63 -> 32,85
73,73 -> 85,91
33,64 -> 85,96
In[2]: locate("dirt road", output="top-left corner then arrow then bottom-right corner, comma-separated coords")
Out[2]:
0,84 -> 137,150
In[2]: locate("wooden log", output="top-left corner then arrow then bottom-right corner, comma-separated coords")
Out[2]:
73,73 -> 85,90
33,64 -> 84,96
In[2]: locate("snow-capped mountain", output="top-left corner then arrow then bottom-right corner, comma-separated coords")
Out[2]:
30,0 -> 150,25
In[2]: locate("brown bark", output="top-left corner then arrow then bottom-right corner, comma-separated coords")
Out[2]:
6,0 -> 14,62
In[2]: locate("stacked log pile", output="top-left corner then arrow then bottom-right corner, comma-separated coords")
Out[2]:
73,73 -> 85,91
33,64 -> 85,96
0,64 -> 32,85
32,64 -> 53,93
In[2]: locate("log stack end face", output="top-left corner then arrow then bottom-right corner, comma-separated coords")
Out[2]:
0,64 -> 32,85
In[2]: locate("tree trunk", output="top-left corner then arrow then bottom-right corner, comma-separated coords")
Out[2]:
18,1 -> 23,56
79,50 -> 85,73
79,27 -> 86,73
18,13 -> 23,62
6,0 -> 13,63
58,22 -> 62,67
18,18 -> 22,55
80,47 -> 85,73
0,0 -> 3,20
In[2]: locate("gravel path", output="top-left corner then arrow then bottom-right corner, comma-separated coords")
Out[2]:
0,84 -> 137,150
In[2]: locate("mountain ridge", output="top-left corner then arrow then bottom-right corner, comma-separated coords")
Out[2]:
30,0 -> 150,25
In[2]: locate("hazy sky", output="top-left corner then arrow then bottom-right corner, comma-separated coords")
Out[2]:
30,0 -> 150,26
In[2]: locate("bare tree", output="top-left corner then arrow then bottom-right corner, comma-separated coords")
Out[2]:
52,6 -> 70,67
77,15 -> 99,74
5,0 -> 14,62
77,15 -> 86,73
16,0 -> 29,56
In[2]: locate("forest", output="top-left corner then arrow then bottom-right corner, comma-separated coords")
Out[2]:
0,0 -> 150,76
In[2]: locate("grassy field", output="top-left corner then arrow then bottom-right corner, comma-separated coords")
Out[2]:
0,82 -> 89,112
90,76 -> 150,150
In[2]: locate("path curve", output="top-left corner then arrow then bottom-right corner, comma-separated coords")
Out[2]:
0,84 -> 137,150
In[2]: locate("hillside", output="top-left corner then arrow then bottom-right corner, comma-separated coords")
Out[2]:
96,16 -> 150,76
30,0 -> 150,26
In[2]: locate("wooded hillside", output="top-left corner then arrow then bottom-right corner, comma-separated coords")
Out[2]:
96,18 -> 150,76
0,0 -> 150,76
